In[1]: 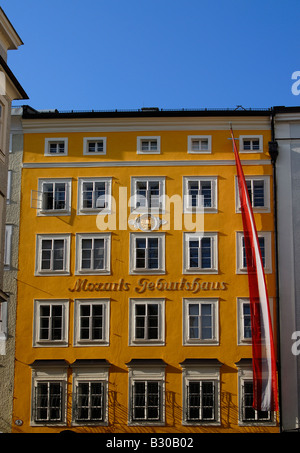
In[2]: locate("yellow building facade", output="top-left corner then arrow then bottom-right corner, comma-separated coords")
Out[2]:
12,107 -> 279,433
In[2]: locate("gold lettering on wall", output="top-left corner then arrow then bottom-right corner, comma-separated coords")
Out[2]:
68,277 -> 227,293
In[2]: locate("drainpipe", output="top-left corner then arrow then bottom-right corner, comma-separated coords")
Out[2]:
268,110 -> 282,432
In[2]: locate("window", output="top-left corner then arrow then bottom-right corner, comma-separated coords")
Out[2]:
188,135 -> 212,154
30,360 -> 68,425
183,298 -> 219,345
180,359 -> 221,425
137,136 -> 161,154
6,170 -> 12,204
131,177 -> 165,213
183,177 -> 217,212
239,135 -> 263,153
45,138 -> 68,156
236,359 -> 275,425
33,299 -> 69,346
236,231 -> 272,274
71,359 -> 110,425
129,299 -> 165,345
183,232 -> 218,274
37,179 -> 71,215
83,137 -> 107,155
237,297 -> 273,345
73,299 -> 110,346
130,233 -> 165,274
0,300 -> 8,349
235,176 -> 270,212
78,178 -> 112,214
127,359 -> 166,425
75,233 -> 111,275
35,234 -> 70,275
4,224 -> 13,270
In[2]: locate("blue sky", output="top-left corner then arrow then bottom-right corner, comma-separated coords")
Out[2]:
2,0 -> 300,111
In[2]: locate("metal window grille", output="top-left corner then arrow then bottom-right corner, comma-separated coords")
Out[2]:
34,382 -> 63,422
186,380 -> 215,422
74,381 -> 104,422
132,380 -> 161,422
242,381 -> 271,422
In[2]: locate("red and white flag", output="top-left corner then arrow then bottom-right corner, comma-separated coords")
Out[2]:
231,128 -> 278,411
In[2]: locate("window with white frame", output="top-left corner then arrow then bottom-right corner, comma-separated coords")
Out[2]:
235,176 -> 270,212
237,297 -> 273,345
73,299 -> 110,346
4,224 -> 13,270
44,138 -> 68,156
187,135 -> 212,154
237,298 -> 252,344
183,298 -> 219,345
183,176 -> 217,212
71,360 -> 110,425
239,135 -> 263,153
236,360 -> 275,425
31,360 -> 68,425
183,232 -> 218,273
78,178 -> 112,214
180,359 -> 221,425
6,170 -> 12,204
75,233 -> 111,275
129,298 -> 165,345
0,301 -> 8,347
236,231 -> 272,274
131,177 -> 165,213
35,234 -> 70,275
33,299 -> 69,346
137,136 -> 160,154
127,359 -> 166,425
37,179 -> 71,215
130,232 -> 165,274
83,137 -> 107,155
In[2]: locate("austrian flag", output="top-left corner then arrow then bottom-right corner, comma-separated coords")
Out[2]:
231,128 -> 278,411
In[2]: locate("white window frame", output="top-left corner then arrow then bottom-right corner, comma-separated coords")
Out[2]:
4,224 -> 13,270
183,298 -> 219,345
183,176 -> 218,213
33,299 -> 69,347
75,233 -> 111,275
239,135 -> 263,153
73,299 -> 110,346
235,175 -> 270,213
180,360 -> 221,425
187,135 -> 212,154
37,178 -> 72,216
83,137 -> 107,155
44,138 -> 68,156
183,232 -> 218,274
236,360 -> 276,426
35,234 -> 71,276
236,231 -> 272,274
30,361 -> 68,426
71,360 -> 110,426
237,297 -> 274,345
77,177 -> 112,215
129,298 -> 165,346
127,360 -> 166,426
6,169 -> 12,204
0,300 -> 8,348
129,232 -> 165,274
137,136 -> 161,154
131,177 -> 165,213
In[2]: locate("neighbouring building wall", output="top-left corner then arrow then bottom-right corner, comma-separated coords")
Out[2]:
0,108 -> 23,432
275,110 -> 300,431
